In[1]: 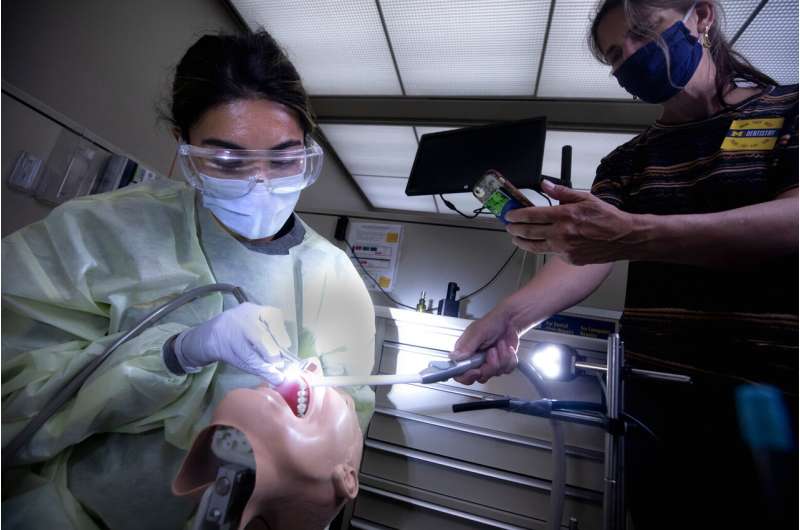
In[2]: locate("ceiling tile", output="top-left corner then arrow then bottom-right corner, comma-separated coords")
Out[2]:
353,175 -> 438,212
230,0 -> 402,95
718,0 -> 764,39
734,0 -> 799,85
320,124 -> 418,177
537,0 -> 631,99
380,0 -> 550,96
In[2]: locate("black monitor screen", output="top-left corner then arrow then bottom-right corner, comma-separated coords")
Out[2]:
405,117 -> 546,196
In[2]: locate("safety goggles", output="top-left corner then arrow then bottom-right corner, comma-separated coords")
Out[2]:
177,136 -> 324,199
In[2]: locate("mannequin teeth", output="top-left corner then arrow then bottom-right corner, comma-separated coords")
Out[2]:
295,379 -> 310,418
272,374 -> 311,418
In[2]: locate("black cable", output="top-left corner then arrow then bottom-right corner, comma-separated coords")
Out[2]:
458,248 -> 519,301
439,194 -> 486,219
453,399 -> 511,413
624,412 -> 659,441
3,283 -> 248,465
594,372 -> 655,439
535,176 -> 557,206
535,188 -> 552,206
343,240 -> 417,310
593,368 -> 656,440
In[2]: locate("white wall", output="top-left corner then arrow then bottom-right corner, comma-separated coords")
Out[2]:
1,93 -> 64,235
1,0 -> 241,177
300,211 -> 628,318
2,0 -> 238,173
1,0 -> 241,235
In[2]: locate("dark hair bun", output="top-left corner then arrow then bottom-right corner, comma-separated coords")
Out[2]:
169,30 -> 315,141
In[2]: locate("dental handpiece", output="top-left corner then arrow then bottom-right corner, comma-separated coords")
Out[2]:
311,352 -> 487,388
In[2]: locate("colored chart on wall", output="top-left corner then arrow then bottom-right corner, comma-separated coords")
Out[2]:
347,222 -> 403,292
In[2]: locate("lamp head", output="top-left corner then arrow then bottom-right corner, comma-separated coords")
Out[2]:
530,343 -> 577,381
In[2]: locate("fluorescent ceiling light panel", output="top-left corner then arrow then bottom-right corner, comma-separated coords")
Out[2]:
542,130 -> 636,190
380,0 -> 549,96
734,0 -> 799,85
353,175 -> 438,212
718,0 -> 765,39
230,0 -> 402,95
536,0 -> 631,99
320,124 -> 418,177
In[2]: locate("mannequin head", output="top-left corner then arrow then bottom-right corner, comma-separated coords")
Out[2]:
173,371 -> 363,530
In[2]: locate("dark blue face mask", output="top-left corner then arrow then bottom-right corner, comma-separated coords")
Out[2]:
613,13 -> 703,104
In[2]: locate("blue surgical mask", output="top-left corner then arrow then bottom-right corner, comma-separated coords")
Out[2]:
613,6 -> 702,104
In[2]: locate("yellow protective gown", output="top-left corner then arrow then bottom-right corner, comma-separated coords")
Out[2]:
1,179 -> 376,530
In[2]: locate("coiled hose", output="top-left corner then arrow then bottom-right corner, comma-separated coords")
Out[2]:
2,284 -> 248,467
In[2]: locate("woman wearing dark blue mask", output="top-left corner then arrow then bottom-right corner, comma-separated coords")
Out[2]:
451,1 -> 797,528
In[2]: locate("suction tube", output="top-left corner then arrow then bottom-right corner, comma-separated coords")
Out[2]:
518,361 -> 567,530
3,284 -> 249,466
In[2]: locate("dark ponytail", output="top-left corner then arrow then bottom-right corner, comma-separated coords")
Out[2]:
166,29 -> 315,141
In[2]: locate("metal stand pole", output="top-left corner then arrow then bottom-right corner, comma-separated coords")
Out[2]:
603,333 -> 625,530
476,334 -> 690,530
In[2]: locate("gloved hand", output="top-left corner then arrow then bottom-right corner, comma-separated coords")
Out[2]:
173,302 -> 291,385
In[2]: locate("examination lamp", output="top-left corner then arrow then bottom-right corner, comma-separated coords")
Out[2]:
529,342 -> 612,382
530,343 -> 577,381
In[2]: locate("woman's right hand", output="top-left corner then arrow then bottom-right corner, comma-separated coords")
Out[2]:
450,308 -> 520,385
173,302 -> 291,384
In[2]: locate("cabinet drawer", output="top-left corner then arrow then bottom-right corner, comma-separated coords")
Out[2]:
367,409 -> 603,491
360,441 -> 602,529
352,484 -> 534,530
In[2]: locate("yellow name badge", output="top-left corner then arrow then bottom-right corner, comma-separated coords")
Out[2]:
721,117 -> 785,151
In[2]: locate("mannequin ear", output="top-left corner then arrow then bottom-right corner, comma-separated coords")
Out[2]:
332,463 -> 359,501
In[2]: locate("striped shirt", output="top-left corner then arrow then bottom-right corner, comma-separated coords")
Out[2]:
592,84 -> 798,390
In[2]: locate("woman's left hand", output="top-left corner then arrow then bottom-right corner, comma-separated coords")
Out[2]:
505,180 -> 640,265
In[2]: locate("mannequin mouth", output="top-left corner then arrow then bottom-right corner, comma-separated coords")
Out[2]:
272,373 -> 312,418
